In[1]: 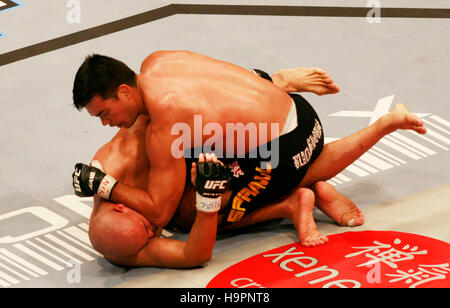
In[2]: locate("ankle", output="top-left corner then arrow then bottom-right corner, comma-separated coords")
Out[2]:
377,114 -> 396,135
271,72 -> 292,92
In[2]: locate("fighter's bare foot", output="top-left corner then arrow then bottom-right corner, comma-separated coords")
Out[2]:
313,181 -> 364,227
384,103 -> 427,135
289,188 -> 329,247
272,68 -> 340,96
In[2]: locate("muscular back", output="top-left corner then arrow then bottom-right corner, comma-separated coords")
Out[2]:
91,52 -> 293,232
139,51 -> 293,151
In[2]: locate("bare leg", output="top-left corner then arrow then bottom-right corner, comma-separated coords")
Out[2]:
300,103 -> 426,225
220,187 -> 329,247
301,103 -> 426,187
272,68 -> 340,95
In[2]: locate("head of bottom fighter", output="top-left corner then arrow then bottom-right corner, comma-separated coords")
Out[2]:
89,199 -> 154,258
89,148 -> 228,268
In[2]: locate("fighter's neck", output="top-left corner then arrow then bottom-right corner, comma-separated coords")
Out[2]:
135,75 -> 149,116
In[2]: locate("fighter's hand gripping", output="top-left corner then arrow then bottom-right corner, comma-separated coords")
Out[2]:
72,163 -> 117,199
195,154 -> 231,213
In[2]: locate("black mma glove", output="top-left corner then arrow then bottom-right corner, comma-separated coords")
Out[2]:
195,161 -> 231,213
72,163 -> 117,199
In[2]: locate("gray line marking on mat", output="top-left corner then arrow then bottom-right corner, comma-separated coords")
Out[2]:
0,4 -> 449,66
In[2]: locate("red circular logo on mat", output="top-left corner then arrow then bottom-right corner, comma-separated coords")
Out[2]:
207,231 -> 450,288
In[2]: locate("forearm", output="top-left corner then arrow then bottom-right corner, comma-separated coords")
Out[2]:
183,211 -> 218,266
109,182 -> 162,226
107,211 -> 218,269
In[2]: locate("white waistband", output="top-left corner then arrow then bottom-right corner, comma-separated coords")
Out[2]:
280,100 -> 298,136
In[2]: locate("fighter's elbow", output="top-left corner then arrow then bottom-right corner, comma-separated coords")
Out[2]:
189,255 -> 212,268
184,250 -> 213,268
197,253 -> 213,266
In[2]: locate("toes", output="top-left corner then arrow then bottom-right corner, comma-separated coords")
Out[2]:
406,114 -> 427,134
340,209 -> 365,227
347,215 -> 365,227
309,77 -> 327,84
415,126 -> 427,134
308,68 -> 325,75
314,74 -> 333,84
301,241 -> 318,247
330,83 -> 340,92
301,236 -> 329,247
413,117 -> 422,126
315,68 -> 326,75
308,68 -> 330,81
346,217 -> 363,227
347,219 -> 356,227
406,114 -> 422,126
323,75 -> 333,83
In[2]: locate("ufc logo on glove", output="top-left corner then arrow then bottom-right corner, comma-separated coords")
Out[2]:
204,180 -> 228,190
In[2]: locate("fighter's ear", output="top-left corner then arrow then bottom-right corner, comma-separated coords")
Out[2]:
117,84 -> 132,100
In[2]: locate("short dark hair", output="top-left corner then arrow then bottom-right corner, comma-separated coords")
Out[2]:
72,54 -> 137,111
